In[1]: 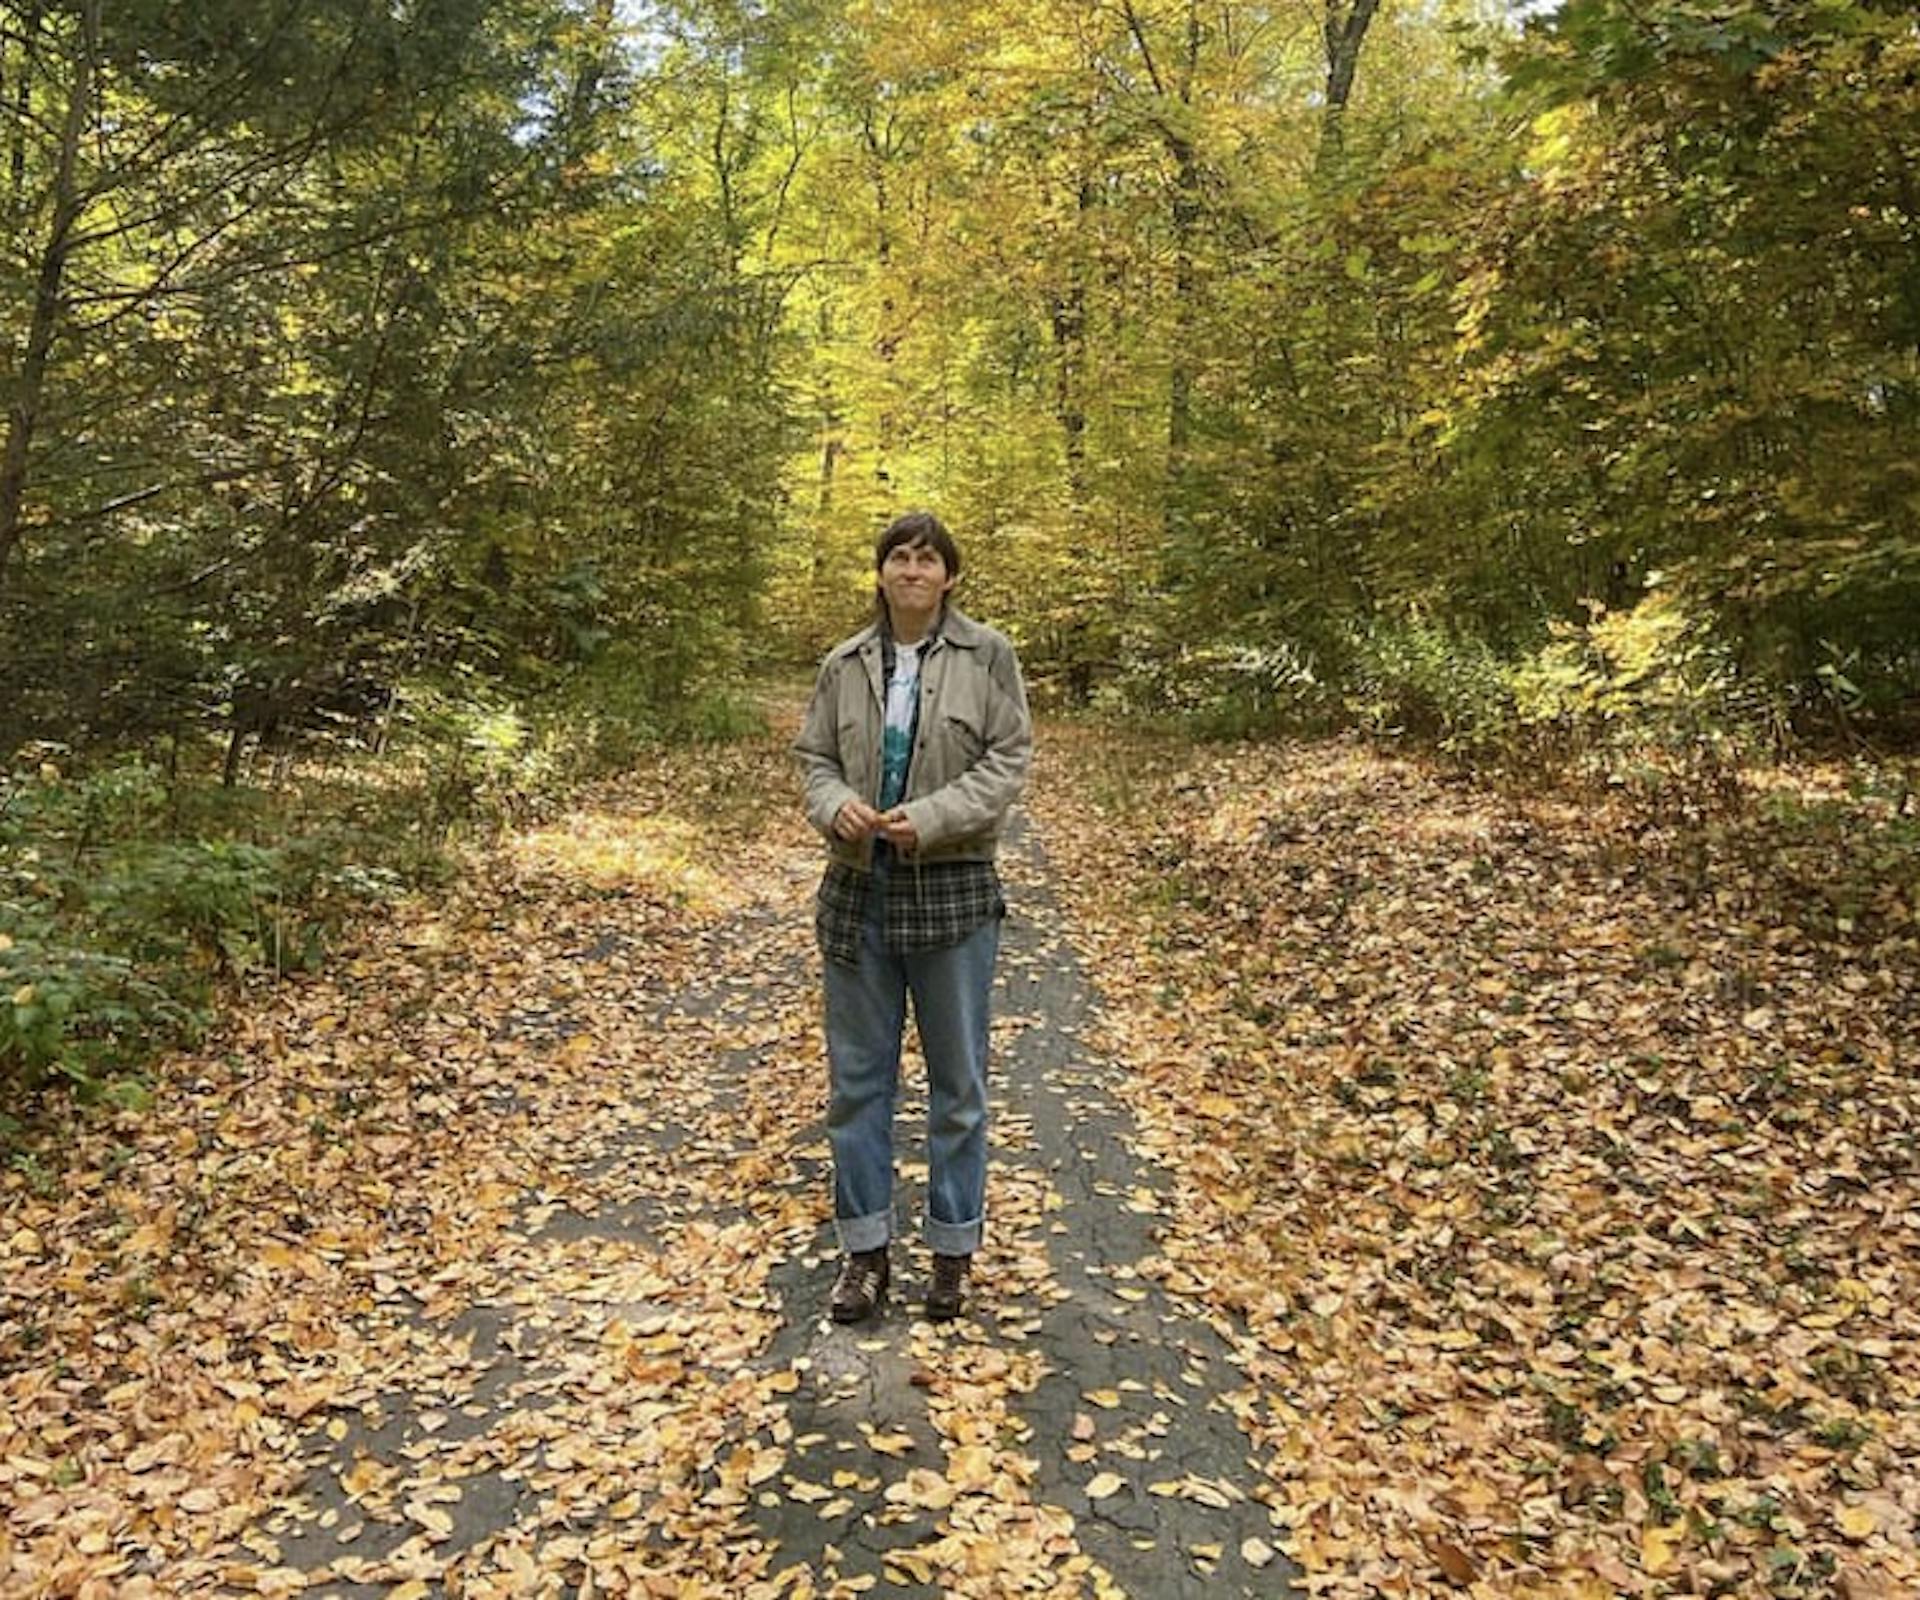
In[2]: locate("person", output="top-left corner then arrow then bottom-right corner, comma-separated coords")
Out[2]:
793,511 -> 1033,1323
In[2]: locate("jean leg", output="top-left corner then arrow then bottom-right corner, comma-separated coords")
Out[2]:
905,915 -> 1000,1255
823,909 -> 907,1252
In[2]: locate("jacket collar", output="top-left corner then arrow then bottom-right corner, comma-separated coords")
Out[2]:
833,606 -> 984,660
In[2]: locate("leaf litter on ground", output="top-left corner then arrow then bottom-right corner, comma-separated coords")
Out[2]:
9,715 -> 1915,1598
0,738 -> 842,1596
1030,724 -> 1918,1599
0,724 -> 1137,1598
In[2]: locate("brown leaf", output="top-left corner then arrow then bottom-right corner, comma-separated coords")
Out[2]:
1425,1535 -> 1479,1585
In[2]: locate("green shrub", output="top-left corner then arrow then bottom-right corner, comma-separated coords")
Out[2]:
0,753 -> 419,1107
1102,636 -> 1335,737
1509,590 -> 1781,804
90,840 -> 283,972
0,934 -> 190,1095
1341,617 -> 1521,759
0,663 -> 768,1114
1513,591 -> 1734,731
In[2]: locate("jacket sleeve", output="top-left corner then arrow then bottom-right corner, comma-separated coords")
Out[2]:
794,656 -> 862,838
901,638 -> 1033,850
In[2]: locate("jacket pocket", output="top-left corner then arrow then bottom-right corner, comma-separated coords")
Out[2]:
943,711 -> 985,761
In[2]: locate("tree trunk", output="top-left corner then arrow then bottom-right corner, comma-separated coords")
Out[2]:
0,0 -> 95,593
1167,0 -> 1201,473
1317,0 -> 1384,181
1049,168 -> 1094,519
567,0 -> 619,160
5,2 -> 42,213
863,106 -> 900,489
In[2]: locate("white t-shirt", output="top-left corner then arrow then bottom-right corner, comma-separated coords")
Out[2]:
879,640 -> 923,810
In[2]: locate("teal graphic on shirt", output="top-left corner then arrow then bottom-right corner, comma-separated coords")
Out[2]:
878,640 -> 923,811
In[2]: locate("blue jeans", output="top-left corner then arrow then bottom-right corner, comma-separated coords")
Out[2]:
824,883 -> 999,1256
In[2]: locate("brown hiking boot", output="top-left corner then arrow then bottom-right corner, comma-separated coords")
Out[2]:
830,1247 -> 889,1323
926,1252 -> 970,1321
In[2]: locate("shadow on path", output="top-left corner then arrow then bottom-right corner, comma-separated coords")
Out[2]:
250,806 -> 1298,1596
745,812 -> 1298,1596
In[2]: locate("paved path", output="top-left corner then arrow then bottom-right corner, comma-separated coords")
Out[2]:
242,805 -> 1297,1597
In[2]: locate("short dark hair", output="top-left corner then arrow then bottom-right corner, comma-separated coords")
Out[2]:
875,510 -> 960,579
873,511 -> 961,620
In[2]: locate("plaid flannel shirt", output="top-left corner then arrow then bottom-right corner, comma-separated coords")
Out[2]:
815,855 -> 1004,967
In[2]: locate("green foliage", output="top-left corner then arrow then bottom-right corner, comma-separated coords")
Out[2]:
1103,638 -> 1335,739
2,0 -> 1914,1108
1341,619 -> 1523,760
745,0 -> 1916,762
0,937 -> 185,1098
0,751 -> 424,1102
1513,592 -> 1747,735
398,684 -> 559,836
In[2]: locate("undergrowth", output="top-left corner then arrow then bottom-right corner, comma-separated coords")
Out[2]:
0,677 -> 765,1132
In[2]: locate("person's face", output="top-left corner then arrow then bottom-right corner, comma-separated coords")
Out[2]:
878,539 -> 955,614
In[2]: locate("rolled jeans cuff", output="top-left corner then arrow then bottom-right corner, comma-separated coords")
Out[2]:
836,1207 -> 892,1254
926,1210 -> 983,1256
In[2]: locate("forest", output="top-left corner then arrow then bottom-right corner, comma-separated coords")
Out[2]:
1,0 -> 1917,1595
2,0 -> 1916,1091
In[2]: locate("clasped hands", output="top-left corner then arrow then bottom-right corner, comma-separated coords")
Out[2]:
833,799 -> 918,851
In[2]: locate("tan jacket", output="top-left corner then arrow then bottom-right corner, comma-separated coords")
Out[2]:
794,608 -> 1033,868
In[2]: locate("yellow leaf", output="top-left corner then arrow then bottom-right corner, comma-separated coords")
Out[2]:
947,1444 -> 994,1490
1836,1504 -> 1877,1540
887,1468 -> 954,1510
886,1550 -> 935,1584
1086,1472 -> 1125,1500
1241,1537 -> 1275,1567
1641,1520 -> 1685,1574
339,1457 -> 388,1499
1084,1389 -> 1121,1409
405,1500 -> 454,1539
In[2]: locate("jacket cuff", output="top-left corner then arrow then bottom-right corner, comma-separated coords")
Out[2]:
811,782 -> 861,837
900,796 -> 945,850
